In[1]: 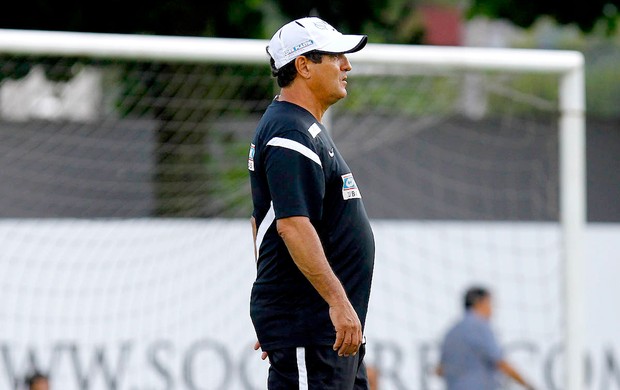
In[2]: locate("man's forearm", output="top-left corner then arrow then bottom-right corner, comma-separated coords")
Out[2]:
277,215 -> 362,356
276,216 -> 348,306
498,360 -> 534,389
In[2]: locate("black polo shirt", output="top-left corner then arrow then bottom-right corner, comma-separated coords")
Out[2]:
248,99 -> 375,350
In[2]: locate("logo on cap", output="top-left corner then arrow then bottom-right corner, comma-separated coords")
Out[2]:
313,20 -> 335,31
283,39 -> 315,57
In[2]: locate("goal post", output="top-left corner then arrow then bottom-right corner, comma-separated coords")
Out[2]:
0,28 -> 585,389
559,65 -> 586,390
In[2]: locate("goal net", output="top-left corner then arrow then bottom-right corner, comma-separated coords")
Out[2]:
0,30 -> 584,390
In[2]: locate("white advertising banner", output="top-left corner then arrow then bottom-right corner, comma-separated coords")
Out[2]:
0,220 -> 618,390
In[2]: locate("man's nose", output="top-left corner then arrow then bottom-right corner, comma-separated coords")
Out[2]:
341,54 -> 352,71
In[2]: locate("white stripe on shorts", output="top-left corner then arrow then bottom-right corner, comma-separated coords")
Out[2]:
296,347 -> 309,390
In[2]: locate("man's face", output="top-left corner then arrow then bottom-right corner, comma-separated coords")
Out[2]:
31,378 -> 49,390
307,53 -> 352,105
477,295 -> 493,319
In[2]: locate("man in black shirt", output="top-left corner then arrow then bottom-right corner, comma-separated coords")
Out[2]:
248,16 -> 375,390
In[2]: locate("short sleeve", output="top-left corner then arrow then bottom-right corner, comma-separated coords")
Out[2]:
263,130 -> 325,221
470,322 -> 503,364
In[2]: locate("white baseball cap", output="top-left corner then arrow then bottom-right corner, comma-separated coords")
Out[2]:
267,17 -> 368,70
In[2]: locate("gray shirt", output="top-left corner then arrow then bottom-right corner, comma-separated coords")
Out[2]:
440,311 -> 504,390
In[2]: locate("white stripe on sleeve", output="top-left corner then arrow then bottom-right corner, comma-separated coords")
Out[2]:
266,137 -> 322,167
255,202 -> 275,261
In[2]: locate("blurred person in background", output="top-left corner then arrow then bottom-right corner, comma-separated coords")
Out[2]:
436,286 -> 536,390
25,372 -> 49,390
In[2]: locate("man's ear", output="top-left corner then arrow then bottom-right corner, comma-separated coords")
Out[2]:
294,56 -> 312,79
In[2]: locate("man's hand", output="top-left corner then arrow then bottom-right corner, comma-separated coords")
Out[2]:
330,302 -> 362,357
254,341 -> 268,360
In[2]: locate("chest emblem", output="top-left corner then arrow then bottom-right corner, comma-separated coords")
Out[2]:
341,173 -> 362,200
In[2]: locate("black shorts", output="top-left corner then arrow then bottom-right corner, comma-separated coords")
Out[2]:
266,344 -> 368,390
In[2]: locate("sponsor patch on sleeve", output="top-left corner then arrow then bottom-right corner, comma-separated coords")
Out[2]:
248,143 -> 255,171
341,173 -> 362,200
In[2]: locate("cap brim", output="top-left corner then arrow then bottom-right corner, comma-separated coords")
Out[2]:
319,35 -> 368,54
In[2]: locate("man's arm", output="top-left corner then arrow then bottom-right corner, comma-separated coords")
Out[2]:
251,216 -> 257,262
250,216 -> 269,360
469,320 -> 534,388
277,215 -> 362,357
497,360 -> 535,390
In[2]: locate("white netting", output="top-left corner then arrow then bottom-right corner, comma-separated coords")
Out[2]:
332,69 -> 564,390
0,32 -> 582,390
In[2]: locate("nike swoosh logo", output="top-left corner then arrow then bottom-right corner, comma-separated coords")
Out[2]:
328,148 -> 335,158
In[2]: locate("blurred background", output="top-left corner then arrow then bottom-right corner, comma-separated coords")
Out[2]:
2,0 -> 618,219
0,1 -> 618,390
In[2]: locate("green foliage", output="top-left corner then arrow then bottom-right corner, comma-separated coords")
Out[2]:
341,74 -> 461,116
583,43 -> 620,117
3,0 -> 619,40
341,71 -> 560,119
113,62 -> 272,217
204,133 -> 254,217
483,73 -> 559,116
271,0 -> 384,35
0,0 -> 266,38
0,57 -> 31,83
271,0 -> 426,44
468,0 -> 620,35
